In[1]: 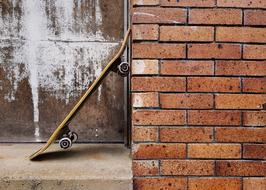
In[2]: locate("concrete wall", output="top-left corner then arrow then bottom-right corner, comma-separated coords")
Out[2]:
130,0 -> 266,190
0,0 -> 125,142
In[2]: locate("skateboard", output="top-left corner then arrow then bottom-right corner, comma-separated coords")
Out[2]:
29,29 -> 131,160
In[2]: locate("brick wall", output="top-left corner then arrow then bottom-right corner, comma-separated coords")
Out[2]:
130,0 -> 266,190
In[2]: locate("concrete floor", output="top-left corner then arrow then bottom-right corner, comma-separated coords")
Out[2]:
0,144 -> 132,190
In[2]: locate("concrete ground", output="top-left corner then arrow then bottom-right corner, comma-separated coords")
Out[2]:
0,144 -> 132,190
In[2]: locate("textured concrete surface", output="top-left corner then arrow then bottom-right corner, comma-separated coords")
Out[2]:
0,0 -> 125,143
0,144 -> 132,190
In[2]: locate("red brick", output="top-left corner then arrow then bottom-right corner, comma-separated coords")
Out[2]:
132,92 -> 159,108
188,111 -> 241,126
132,60 -> 159,75
134,178 -> 187,190
133,24 -> 159,40
216,27 -> 266,43
187,77 -> 240,92
244,45 -> 266,60
160,127 -> 213,143
133,160 -> 159,176
243,178 -> 266,190
161,160 -> 215,176
132,127 -> 158,142
216,161 -> 265,176
161,0 -> 216,7
161,60 -> 214,76
188,44 -> 241,59
243,78 -> 266,93
132,0 -> 159,6
188,144 -> 241,159
132,143 -> 186,159
217,0 -> 266,8
244,10 -> 266,26
188,178 -> 241,190
133,43 -> 186,59
160,93 -> 214,109
243,144 -> 266,159
216,61 -> 266,76
189,9 -> 242,25
215,94 -> 266,109
131,77 -> 186,92
243,111 -> 266,126
133,110 -> 186,125
132,7 -> 186,24
160,26 -> 214,42
215,127 -> 266,143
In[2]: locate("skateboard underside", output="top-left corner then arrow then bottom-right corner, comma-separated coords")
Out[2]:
29,29 -> 131,160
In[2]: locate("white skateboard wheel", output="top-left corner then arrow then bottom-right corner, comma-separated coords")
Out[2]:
59,137 -> 72,149
71,132 -> 78,143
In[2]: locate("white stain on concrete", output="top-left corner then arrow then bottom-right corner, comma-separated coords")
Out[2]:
0,0 -> 118,139
95,0 -> 104,42
3,63 -> 27,102
95,0 -> 102,25
22,0 -> 46,139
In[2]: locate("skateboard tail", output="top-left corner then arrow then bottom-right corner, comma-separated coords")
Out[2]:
29,130 -> 62,160
29,29 -> 131,160
29,148 -> 42,160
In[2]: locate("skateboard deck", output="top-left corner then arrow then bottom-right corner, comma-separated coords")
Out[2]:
29,29 -> 131,160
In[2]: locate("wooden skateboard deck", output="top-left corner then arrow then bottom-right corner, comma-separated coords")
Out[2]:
29,29 -> 131,160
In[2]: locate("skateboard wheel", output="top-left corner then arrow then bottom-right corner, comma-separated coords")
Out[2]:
118,62 -> 129,76
70,132 -> 78,143
59,137 -> 72,149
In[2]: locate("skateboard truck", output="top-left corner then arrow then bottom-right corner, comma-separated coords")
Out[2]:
58,126 -> 78,149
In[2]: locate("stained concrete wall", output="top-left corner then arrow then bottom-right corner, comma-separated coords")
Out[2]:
0,0 -> 125,142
